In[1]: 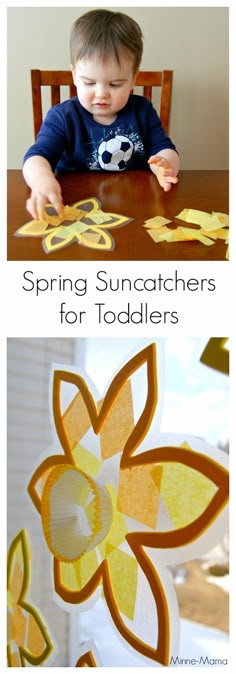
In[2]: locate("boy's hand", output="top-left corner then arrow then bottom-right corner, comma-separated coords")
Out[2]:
148,155 -> 178,192
26,176 -> 64,220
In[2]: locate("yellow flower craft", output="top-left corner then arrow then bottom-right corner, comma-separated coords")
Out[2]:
7,529 -> 53,666
28,343 -> 229,666
15,198 -> 131,253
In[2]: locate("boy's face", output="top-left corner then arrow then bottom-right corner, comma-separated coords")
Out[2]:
71,54 -> 137,124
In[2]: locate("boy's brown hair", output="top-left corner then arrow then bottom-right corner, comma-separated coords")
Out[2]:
70,9 -> 143,74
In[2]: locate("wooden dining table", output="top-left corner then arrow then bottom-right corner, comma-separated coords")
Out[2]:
7,169 -> 229,261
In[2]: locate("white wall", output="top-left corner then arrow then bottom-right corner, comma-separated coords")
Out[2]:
7,6 -> 228,170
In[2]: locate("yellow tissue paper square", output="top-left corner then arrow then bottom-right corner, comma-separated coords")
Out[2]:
144,216 -> 172,229
106,547 -> 138,620
99,379 -> 134,459
175,208 -> 212,226
160,462 -> 217,529
73,443 -> 101,478
118,463 -> 163,528
99,482 -> 128,555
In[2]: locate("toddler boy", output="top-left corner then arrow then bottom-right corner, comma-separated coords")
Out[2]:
23,9 -> 179,219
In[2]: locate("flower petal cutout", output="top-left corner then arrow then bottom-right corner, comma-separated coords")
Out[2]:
123,444 -> 228,550
52,343 -> 157,464
7,530 -> 53,666
103,544 -> 172,665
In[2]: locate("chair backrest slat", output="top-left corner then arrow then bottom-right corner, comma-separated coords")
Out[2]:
31,69 -> 173,138
160,70 -> 173,137
143,85 -> 152,101
51,85 -> 61,106
135,71 -> 163,87
70,84 -> 77,98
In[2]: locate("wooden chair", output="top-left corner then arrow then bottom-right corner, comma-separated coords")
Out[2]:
31,68 -> 173,139
132,70 -> 173,135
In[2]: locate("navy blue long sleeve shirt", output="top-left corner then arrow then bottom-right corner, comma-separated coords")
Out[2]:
24,94 -> 177,174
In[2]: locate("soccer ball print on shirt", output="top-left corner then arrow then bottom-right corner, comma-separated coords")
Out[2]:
98,135 -> 134,171
87,127 -> 145,171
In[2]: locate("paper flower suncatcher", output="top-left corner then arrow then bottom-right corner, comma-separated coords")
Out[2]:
27,342 -> 229,665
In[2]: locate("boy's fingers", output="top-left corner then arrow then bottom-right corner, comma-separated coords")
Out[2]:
48,191 -> 64,218
37,195 -> 49,221
26,192 -> 64,220
148,156 -> 163,165
148,156 -> 170,168
26,197 -> 40,220
161,174 -> 178,184
26,198 -> 34,218
161,176 -> 178,191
